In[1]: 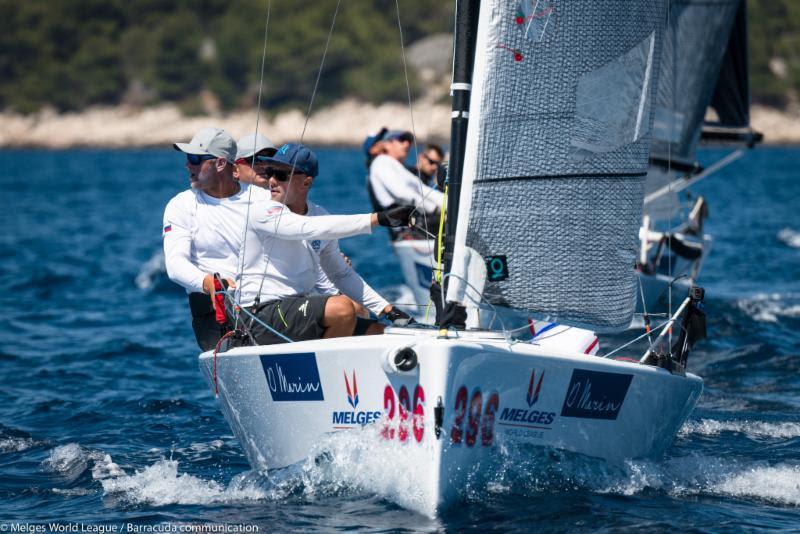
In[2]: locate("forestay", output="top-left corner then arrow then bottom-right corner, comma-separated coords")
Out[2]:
447,0 -> 667,330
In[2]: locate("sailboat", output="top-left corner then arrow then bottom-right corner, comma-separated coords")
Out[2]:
637,0 -> 761,317
200,0 -> 706,516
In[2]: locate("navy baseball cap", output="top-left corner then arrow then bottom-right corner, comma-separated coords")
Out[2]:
362,127 -> 388,156
384,130 -> 414,142
260,143 -> 319,177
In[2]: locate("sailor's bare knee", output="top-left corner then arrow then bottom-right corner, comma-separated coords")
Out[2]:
324,295 -> 357,327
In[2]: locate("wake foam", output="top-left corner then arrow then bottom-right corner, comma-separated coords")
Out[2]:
737,293 -> 800,323
681,418 -> 800,440
778,228 -> 800,248
100,459 -> 265,506
135,250 -> 166,291
0,436 -> 38,453
712,465 -> 800,506
70,425 -> 800,514
43,443 -> 124,482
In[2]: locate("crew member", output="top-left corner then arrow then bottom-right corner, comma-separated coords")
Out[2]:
164,128 -> 413,349
368,130 -> 444,238
234,132 -> 277,188
408,143 -> 445,190
261,142 -> 413,334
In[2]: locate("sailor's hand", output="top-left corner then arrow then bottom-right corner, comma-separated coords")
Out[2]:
382,306 -> 416,326
202,274 -> 236,311
375,205 -> 415,227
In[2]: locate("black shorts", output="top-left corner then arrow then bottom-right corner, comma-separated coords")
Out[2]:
188,292 -> 227,351
247,295 -> 330,345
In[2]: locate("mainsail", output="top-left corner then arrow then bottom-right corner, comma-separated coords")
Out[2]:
446,0 -> 668,330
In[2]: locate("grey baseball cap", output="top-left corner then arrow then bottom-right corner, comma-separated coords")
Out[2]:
236,132 -> 277,160
173,127 -> 237,161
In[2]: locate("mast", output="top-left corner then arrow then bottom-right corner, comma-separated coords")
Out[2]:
442,0 -> 480,288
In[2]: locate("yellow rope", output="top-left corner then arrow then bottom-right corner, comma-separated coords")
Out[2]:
425,184 -> 449,322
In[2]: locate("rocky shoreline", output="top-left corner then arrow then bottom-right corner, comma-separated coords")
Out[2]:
0,99 -> 452,150
0,102 -> 796,148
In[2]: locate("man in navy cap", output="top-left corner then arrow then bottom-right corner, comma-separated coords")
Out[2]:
368,130 -> 444,239
263,142 -> 413,337
164,129 -> 413,350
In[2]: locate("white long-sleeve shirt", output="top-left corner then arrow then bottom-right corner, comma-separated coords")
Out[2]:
368,154 -> 444,213
307,201 -> 389,315
236,200 -> 373,306
162,184 -> 270,294
163,184 -> 372,306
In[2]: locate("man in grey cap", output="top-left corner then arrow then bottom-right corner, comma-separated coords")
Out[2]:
164,127 -> 415,351
164,126 -> 271,350
234,132 -> 277,189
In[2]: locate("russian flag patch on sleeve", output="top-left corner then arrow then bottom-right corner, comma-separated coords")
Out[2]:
163,224 -> 172,233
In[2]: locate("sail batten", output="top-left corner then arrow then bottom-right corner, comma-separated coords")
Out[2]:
447,0 -> 668,331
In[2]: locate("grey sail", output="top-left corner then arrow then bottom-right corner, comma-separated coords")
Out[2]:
650,0 -> 743,165
447,0 -> 668,331
708,0 -> 750,129
644,0 -> 749,223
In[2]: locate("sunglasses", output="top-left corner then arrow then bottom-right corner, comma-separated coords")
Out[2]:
265,167 -> 304,182
186,154 -> 217,165
423,154 -> 442,166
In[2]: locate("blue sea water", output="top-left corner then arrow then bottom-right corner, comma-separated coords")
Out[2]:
0,147 -> 798,530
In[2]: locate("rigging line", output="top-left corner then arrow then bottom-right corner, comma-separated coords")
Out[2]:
394,0 -> 437,278
666,0 -> 674,351
440,272 -> 513,344
603,317 -> 671,359
233,0 -> 272,332
253,0 -> 343,311
637,268 -> 654,346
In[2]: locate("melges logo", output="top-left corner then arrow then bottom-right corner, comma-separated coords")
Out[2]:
498,369 -> 556,428
344,370 -> 358,408
332,370 -> 381,427
527,368 -> 544,406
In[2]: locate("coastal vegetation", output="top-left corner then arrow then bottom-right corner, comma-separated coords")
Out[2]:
0,0 -> 797,114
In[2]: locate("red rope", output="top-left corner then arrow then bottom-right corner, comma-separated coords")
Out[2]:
212,331 -> 236,397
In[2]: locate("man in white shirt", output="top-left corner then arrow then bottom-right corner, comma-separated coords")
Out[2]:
257,143 -> 413,339
233,132 -> 276,189
368,130 -> 444,240
164,128 -> 412,350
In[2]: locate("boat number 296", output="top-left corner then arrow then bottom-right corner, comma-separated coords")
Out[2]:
450,386 -> 499,447
382,384 -> 424,443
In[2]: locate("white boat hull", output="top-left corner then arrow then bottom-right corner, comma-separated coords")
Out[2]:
199,330 -> 702,516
